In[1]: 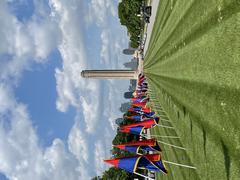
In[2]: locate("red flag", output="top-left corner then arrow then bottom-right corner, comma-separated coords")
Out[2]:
121,119 -> 158,129
115,139 -> 156,147
132,102 -> 147,107
104,154 -> 168,174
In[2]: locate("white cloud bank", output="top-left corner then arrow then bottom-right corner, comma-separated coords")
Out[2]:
0,0 -> 129,179
0,85 -> 81,180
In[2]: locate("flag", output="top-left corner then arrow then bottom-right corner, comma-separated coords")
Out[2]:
104,156 -> 140,173
126,115 -> 142,121
141,111 -> 155,118
126,115 -> 159,122
141,107 -> 151,113
117,139 -> 157,146
104,154 -> 168,174
131,96 -> 148,102
128,106 -> 151,113
144,154 -> 168,174
120,119 -> 159,136
120,119 -> 159,129
114,139 -> 162,154
142,116 -> 159,121
120,126 -> 145,135
126,111 -> 155,118
131,102 -> 147,108
114,144 -> 140,154
128,107 -> 142,112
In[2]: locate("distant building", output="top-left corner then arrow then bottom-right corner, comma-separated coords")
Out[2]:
129,79 -> 137,91
115,118 -> 124,125
124,92 -> 134,99
123,61 -> 138,70
122,42 -> 137,55
123,58 -> 138,70
119,102 -> 131,112
123,78 -> 137,99
122,49 -> 135,55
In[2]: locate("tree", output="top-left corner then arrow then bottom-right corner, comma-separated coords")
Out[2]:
91,176 -> 102,180
102,167 -> 132,180
118,0 -> 144,48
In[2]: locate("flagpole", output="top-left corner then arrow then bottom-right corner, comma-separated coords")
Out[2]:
156,110 -> 166,113
159,118 -> 171,122
160,118 -> 171,122
134,172 -> 155,180
151,135 -> 180,139
141,134 -> 180,140
157,140 -> 186,150
163,160 -> 196,169
142,118 -> 170,122
156,124 -> 175,129
141,134 -> 152,139
159,115 -> 169,118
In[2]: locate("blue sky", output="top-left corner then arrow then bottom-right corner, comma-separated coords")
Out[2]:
0,0 -> 131,179
15,50 -> 75,146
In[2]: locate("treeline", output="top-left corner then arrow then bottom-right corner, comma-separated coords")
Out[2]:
118,0 -> 145,48
91,112 -> 143,180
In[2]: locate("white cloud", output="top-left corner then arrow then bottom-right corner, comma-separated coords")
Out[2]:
67,122 -> 92,179
0,86 -> 81,180
50,0 -> 117,135
100,30 -> 110,64
49,0 -> 89,112
94,140 -> 107,175
28,20 -> 61,60
80,94 -> 101,133
44,139 -> 80,180
87,0 -> 116,26
0,1 -> 61,84
68,123 -> 89,162
0,85 -> 14,114
55,68 -> 79,112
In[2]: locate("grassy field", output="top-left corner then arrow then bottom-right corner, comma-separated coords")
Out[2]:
144,0 -> 240,179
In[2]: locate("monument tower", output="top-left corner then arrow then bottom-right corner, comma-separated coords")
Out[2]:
81,48 -> 143,80
81,69 -> 138,79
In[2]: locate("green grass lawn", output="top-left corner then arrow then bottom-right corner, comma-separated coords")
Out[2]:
144,0 -> 240,179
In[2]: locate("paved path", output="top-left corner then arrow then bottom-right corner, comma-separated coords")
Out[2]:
144,0 -> 160,55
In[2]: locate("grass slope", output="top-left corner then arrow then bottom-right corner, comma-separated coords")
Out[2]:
144,0 -> 240,179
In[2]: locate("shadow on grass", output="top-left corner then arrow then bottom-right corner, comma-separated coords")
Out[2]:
202,127 -> 207,158
183,106 -> 186,116
190,118 -> 193,136
221,140 -> 231,180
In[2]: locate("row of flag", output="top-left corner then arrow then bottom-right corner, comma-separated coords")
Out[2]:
104,73 -> 196,179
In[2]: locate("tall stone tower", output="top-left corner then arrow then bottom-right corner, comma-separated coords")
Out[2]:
81,70 -> 138,79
